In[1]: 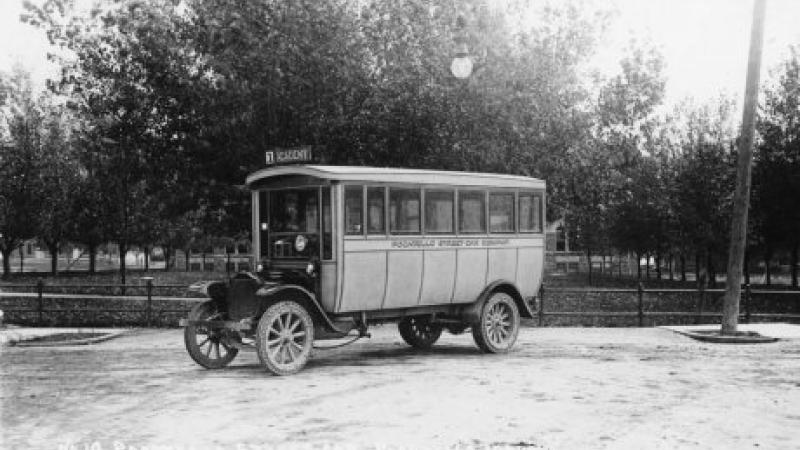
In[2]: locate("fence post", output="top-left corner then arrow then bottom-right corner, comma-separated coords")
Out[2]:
36,279 -> 44,325
144,277 -> 154,327
744,283 -> 751,324
538,285 -> 545,327
637,282 -> 644,327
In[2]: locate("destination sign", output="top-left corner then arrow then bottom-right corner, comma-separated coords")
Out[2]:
265,146 -> 313,166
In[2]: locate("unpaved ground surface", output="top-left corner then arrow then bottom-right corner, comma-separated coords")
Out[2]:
2,326 -> 799,450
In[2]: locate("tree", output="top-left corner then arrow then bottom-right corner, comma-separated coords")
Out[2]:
0,67 -> 46,278
25,0 -> 215,281
36,101 -> 80,275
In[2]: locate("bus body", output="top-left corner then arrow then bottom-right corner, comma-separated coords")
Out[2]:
182,165 -> 546,375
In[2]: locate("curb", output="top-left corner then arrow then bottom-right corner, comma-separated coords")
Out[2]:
2,329 -> 131,347
667,328 -> 779,344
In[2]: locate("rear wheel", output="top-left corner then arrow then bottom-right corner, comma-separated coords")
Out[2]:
184,301 -> 239,369
472,292 -> 520,353
398,316 -> 443,349
256,300 -> 314,376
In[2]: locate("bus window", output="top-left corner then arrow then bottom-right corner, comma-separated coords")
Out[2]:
425,190 -> 454,233
367,187 -> 385,234
519,192 -> 542,233
322,187 -> 332,259
489,192 -> 514,233
390,188 -> 421,234
345,186 -> 363,235
459,191 -> 486,233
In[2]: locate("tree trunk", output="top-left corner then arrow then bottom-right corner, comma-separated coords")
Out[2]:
163,246 -> 173,272
184,248 -> 190,272
1,247 -> 11,279
669,255 -> 674,281
47,242 -> 59,276
792,243 -> 799,288
695,253 -> 701,285
707,251 -> 715,288
587,248 -> 593,286
655,252 -> 662,281
646,253 -> 651,280
681,254 -> 687,282
119,241 -> 127,286
88,244 -> 97,274
636,251 -> 642,280
764,250 -> 772,286
144,246 -> 150,272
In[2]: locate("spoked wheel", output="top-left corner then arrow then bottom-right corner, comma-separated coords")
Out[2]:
256,300 -> 315,376
398,316 -> 443,349
472,292 -> 520,353
184,301 -> 239,369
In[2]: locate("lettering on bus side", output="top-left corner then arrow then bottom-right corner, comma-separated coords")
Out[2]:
389,238 -> 512,249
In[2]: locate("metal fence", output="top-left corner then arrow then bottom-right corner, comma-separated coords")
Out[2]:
538,283 -> 800,327
0,280 -> 205,327
1,281 -> 799,328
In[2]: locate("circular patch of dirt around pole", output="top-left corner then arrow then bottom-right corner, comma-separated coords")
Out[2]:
12,331 -> 124,347
675,329 -> 779,344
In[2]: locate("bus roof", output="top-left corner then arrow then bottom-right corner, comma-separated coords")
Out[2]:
246,165 -> 545,189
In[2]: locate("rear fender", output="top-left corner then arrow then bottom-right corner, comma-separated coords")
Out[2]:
255,284 -> 344,333
461,280 -> 533,323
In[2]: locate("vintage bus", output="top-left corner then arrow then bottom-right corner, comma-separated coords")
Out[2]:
182,165 -> 545,375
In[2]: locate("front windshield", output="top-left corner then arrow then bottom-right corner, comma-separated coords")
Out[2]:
270,189 -> 318,233
259,188 -> 321,260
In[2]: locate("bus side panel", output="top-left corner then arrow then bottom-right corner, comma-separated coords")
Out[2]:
338,252 -> 387,312
319,261 -> 337,312
418,250 -> 456,305
487,248 -> 517,285
452,249 -> 488,303
516,245 -> 543,298
383,251 -> 424,309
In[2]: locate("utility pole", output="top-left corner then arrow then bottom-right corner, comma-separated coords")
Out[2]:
722,0 -> 766,335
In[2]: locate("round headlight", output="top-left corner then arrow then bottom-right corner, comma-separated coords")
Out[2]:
294,234 -> 308,252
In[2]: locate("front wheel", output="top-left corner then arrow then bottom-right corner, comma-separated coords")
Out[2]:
472,292 -> 520,353
398,316 -> 443,349
256,300 -> 315,376
184,301 -> 239,369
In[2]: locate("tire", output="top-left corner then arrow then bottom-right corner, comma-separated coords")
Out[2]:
398,316 -> 443,349
256,300 -> 315,376
184,301 -> 239,369
472,292 -> 520,353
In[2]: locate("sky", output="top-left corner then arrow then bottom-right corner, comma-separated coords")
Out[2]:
1,0 -> 799,110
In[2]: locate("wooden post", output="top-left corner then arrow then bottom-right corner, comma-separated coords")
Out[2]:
637,282 -> 644,327
36,279 -> 44,325
538,285 -> 545,327
722,0 -> 766,335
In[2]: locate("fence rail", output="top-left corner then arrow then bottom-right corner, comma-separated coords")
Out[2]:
1,281 -> 799,328
537,283 -> 800,327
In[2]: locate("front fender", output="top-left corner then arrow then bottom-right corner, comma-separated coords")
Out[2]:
187,280 -> 228,302
255,284 -> 344,333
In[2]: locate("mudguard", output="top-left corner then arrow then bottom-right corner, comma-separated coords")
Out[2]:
461,280 -> 534,323
255,284 -> 345,333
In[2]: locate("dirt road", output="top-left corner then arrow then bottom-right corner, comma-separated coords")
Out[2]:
2,326 -> 799,449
